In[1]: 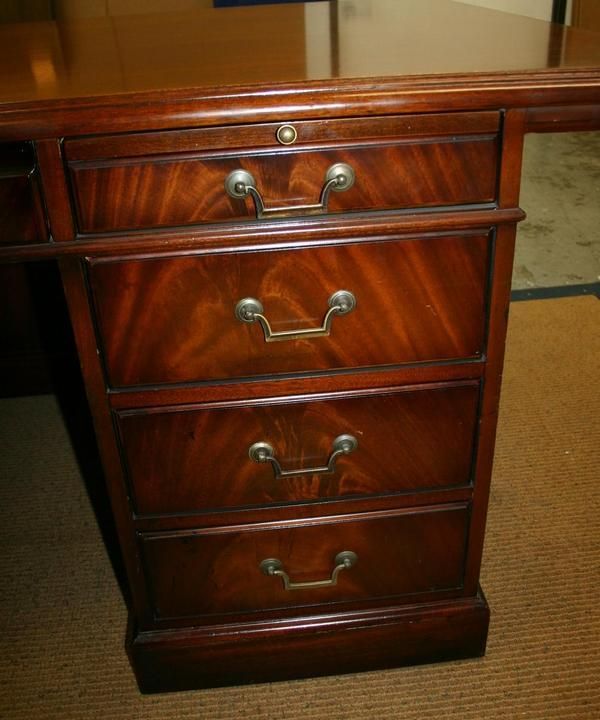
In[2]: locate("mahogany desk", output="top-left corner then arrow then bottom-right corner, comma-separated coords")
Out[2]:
1,0 -> 599,693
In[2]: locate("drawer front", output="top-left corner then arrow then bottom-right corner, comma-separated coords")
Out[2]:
118,383 -> 479,516
89,232 -> 491,388
140,505 -> 469,621
0,142 -> 47,246
66,113 -> 500,233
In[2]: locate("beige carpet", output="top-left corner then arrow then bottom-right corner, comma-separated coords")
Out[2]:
1,296 -> 599,719
515,132 -> 600,290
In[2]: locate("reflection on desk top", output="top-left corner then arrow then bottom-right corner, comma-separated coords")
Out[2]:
1,0 -> 600,106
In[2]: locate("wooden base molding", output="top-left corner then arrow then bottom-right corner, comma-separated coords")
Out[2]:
129,591 -> 490,693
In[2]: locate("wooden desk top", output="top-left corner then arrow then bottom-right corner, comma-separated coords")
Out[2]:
1,1 -> 599,137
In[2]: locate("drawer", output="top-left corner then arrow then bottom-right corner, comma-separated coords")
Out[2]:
117,382 -> 479,516
0,143 -> 47,246
140,504 -> 469,621
65,112 -> 500,233
89,231 -> 491,387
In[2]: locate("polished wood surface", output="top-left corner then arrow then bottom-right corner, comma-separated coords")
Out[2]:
117,382 -> 479,516
131,593 -> 489,691
64,111 -> 501,161
0,206 -> 525,263
70,137 -> 498,234
35,139 -> 76,243
66,113 -> 499,233
1,0 -> 599,696
89,232 -> 490,387
131,595 -> 489,692
572,0 -> 600,32
0,2 -> 598,141
2,0 -> 600,105
68,140 -> 497,233
140,504 -> 468,622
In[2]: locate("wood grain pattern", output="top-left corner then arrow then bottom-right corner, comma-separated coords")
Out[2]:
0,206 -> 525,263
64,112 -> 501,161
69,136 -> 499,233
2,0 -> 597,693
89,231 -> 491,387
3,81 -> 600,143
109,363 -> 485,413
1,0 -> 599,144
2,0 -> 600,112
139,504 -> 469,622
118,382 -> 479,516
133,488 -> 474,535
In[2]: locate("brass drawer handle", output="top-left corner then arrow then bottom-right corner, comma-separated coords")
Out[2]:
249,434 -> 358,479
224,162 -> 355,219
260,551 -> 358,591
235,290 -> 356,343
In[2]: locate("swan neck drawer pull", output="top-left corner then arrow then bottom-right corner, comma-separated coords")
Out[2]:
224,163 -> 355,219
235,290 -> 356,343
249,434 -> 358,479
260,551 -> 358,591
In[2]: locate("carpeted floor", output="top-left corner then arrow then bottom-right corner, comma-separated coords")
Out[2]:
515,132 -> 600,290
0,295 -> 599,719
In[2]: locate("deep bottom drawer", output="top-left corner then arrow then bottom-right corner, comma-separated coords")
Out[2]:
140,504 -> 469,622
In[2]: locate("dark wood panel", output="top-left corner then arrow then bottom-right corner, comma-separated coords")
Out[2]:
89,232 -> 491,388
525,104 -> 600,133
0,264 -> 53,395
109,364 -> 484,412
140,504 -> 468,621
498,110 -> 526,209
0,261 -> 75,396
3,78 -> 600,143
463,222 -> 518,595
64,112 -> 501,161
58,258 -> 155,627
0,142 -> 47,246
133,487 -> 474,534
0,207 -> 525,263
0,0 -> 596,697
118,382 -> 479,516
35,139 -> 76,242
0,142 -> 71,391
69,137 -> 498,233
131,592 -> 489,692
572,0 -> 600,31
2,0 -> 600,113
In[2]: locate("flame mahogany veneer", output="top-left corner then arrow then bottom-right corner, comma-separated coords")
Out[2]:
1,0 -> 599,694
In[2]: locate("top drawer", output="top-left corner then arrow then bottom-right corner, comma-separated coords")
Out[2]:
65,112 -> 500,234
